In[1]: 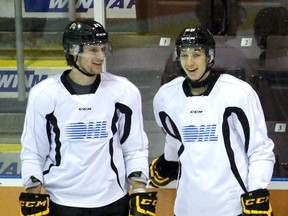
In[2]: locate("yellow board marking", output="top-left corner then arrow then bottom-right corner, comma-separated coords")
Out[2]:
0,60 -> 67,68
0,144 -> 21,152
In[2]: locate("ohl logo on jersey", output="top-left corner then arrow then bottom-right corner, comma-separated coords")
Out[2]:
182,124 -> 218,142
65,121 -> 108,139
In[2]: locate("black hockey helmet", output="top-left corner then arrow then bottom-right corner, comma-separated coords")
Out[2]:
175,27 -> 215,65
63,19 -> 109,53
62,19 -> 112,77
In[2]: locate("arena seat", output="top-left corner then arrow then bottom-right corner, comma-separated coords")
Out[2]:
214,67 -> 245,81
256,68 -> 288,121
266,121 -> 288,178
265,36 -> 288,68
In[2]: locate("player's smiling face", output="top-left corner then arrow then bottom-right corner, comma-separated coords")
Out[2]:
76,44 -> 106,75
180,47 -> 210,81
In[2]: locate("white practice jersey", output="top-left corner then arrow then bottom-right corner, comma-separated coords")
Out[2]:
21,70 -> 149,207
153,73 -> 275,216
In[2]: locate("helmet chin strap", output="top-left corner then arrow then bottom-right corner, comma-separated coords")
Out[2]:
72,55 -> 96,77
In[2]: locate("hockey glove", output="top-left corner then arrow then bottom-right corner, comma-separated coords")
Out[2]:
129,192 -> 157,216
149,154 -> 178,188
241,189 -> 273,216
19,192 -> 50,216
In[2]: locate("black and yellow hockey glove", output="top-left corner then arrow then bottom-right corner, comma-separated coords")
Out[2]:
149,154 -> 178,188
19,192 -> 50,216
241,189 -> 273,216
129,192 -> 157,216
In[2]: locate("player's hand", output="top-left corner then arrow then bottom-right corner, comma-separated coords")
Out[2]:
19,192 -> 50,216
149,155 -> 178,188
149,157 -> 173,187
129,192 -> 157,216
241,189 -> 273,216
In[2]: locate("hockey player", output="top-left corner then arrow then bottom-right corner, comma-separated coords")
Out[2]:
19,19 -> 157,216
150,27 -> 275,216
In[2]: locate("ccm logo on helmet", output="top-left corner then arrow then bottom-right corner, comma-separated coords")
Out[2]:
185,28 -> 196,32
182,36 -> 196,40
95,33 -> 107,37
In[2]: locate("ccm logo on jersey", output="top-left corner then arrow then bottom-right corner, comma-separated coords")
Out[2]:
79,107 -> 92,111
190,110 -> 203,113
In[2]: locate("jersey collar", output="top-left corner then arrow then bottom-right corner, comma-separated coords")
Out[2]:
61,70 -> 101,95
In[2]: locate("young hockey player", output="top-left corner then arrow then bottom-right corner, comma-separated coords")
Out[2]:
150,27 -> 275,216
19,19 -> 157,216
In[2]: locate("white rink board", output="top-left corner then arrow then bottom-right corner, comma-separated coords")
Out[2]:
0,178 -> 23,187
1,178 -> 288,189
154,180 -> 288,190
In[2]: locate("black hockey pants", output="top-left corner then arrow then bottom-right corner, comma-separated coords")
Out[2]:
49,194 -> 129,216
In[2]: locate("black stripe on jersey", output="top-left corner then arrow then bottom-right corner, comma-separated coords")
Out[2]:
159,112 -> 182,141
159,111 -> 183,157
109,139 -> 124,192
114,102 -> 132,144
222,107 -> 250,193
110,102 -> 132,191
159,111 -> 183,181
43,112 -> 62,175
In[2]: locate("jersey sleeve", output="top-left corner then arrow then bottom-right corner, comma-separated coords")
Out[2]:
164,134 -> 180,161
119,83 -> 149,179
153,88 -> 164,128
20,84 -> 55,188
234,87 -> 275,191
153,88 -> 179,162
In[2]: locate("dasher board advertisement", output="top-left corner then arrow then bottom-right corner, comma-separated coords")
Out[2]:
0,0 -> 136,18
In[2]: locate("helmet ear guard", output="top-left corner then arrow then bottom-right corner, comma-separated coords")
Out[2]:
207,48 -> 215,68
208,49 -> 214,62
172,48 -> 179,61
64,44 -> 81,67
68,44 -> 81,55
